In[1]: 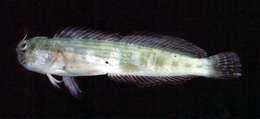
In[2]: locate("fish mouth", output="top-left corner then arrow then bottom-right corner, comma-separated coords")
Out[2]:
17,53 -> 26,65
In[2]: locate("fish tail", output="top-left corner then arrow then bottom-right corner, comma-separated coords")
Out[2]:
208,52 -> 242,79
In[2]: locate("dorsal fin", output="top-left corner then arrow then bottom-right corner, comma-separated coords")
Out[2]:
53,27 -> 207,57
53,27 -> 121,41
120,33 -> 207,57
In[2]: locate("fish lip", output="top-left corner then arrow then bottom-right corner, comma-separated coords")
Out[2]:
20,59 -> 26,65
17,52 -> 26,65
18,57 -> 25,65
16,44 -> 25,64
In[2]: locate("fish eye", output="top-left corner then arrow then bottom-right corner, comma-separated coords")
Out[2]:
20,40 -> 29,51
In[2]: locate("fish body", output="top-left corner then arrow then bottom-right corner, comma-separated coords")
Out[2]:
16,28 -> 242,97
25,37 -> 210,77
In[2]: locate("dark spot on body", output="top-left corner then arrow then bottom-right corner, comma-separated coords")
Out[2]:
105,61 -> 109,64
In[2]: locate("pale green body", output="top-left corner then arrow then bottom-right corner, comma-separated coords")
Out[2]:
27,37 -> 213,77
16,29 -> 241,97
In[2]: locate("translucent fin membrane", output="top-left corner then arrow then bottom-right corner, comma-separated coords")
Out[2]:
63,76 -> 82,98
121,33 -> 207,57
208,52 -> 242,79
54,27 -> 121,41
108,74 -> 192,87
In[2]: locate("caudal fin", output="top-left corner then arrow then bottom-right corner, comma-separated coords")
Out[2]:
208,52 -> 242,79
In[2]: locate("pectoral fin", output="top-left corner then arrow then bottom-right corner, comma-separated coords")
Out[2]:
46,73 -> 62,88
63,76 -> 82,98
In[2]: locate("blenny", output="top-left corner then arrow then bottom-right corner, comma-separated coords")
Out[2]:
16,27 -> 242,97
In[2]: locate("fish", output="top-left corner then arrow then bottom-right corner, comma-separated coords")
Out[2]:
16,27 -> 242,97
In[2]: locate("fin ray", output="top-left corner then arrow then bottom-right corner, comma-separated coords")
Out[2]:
46,73 -> 62,88
63,76 -> 82,98
208,52 -> 242,79
108,74 -> 192,87
53,27 -> 121,41
121,33 -> 207,57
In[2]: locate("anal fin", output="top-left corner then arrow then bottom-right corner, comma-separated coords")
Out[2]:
108,74 -> 192,87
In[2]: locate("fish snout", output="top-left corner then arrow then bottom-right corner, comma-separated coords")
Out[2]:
17,51 -> 26,65
16,40 -> 29,65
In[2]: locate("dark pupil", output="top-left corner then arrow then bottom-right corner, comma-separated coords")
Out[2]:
20,42 -> 27,51
21,43 -> 26,48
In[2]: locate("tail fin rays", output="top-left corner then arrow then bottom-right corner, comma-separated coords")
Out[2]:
208,52 -> 242,79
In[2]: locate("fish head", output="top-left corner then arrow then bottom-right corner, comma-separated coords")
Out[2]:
16,35 -> 51,74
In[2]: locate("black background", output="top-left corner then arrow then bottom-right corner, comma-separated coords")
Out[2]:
0,0 -> 256,118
